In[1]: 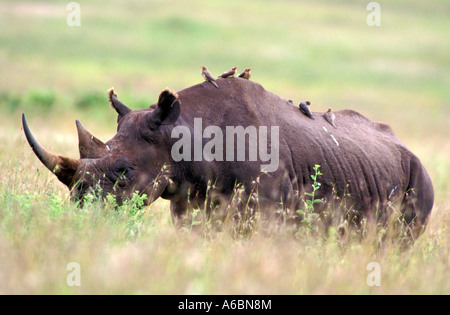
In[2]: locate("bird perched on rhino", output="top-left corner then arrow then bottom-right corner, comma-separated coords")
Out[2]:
324,108 -> 336,128
299,101 -> 314,120
219,66 -> 238,78
238,68 -> 251,80
201,66 -> 219,88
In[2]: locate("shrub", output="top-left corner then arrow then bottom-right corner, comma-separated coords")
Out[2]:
75,91 -> 106,110
0,91 -> 22,112
25,89 -> 56,111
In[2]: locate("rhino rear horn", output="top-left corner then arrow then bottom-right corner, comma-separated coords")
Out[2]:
108,88 -> 132,123
76,120 -> 109,159
22,114 -> 80,187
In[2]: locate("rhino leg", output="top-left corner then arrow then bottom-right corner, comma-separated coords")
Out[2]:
170,199 -> 188,227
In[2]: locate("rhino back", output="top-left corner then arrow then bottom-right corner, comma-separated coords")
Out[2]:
171,78 -> 432,220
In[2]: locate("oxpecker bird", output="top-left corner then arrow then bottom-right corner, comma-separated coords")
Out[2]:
219,66 -> 238,78
324,108 -> 336,128
201,66 -> 219,88
238,68 -> 251,80
299,101 -> 314,120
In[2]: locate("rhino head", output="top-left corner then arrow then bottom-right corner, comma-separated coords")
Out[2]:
22,88 -> 181,206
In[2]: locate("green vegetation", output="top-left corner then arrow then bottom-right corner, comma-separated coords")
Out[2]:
0,0 -> 448,294
296,164 -> 322,233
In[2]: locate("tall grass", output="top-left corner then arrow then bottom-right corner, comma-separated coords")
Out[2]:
1,180 -> 448,294
0,145 -> 448,294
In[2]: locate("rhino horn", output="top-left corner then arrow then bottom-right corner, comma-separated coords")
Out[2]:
76,120 -> 109,159
22,114 -> 80,187
108,88 -> 132,123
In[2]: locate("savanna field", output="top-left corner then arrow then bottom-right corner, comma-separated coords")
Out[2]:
0,0 -> 449,294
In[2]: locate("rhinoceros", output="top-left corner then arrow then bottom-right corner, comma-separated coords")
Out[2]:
22,77 -> 434,237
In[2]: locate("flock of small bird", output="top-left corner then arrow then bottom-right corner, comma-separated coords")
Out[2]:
201,65 -> 336,128
201,65 -> 251,88
296,100 -> 336,128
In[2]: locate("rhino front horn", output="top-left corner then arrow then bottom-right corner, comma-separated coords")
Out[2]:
22,113 -> 80,187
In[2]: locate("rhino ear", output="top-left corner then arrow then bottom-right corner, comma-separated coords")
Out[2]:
76,120 -> 109,159
147,89 -> 180,128
108,88 -> 132,123
157,89 -> 181,125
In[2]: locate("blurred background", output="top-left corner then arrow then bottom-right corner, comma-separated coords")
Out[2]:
0,0 -> 449,203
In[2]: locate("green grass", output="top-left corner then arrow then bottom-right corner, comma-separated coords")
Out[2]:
0,0 -> 449,294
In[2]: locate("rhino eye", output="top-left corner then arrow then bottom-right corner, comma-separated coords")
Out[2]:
115,165 -> 133,178
116,166 -> 128,175
113,160 -> 136,185
114,159 -> 132,174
